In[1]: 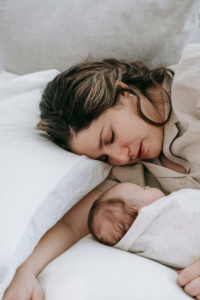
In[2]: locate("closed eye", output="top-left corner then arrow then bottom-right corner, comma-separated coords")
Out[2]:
97,130 -> 115,163
110,130 -> 115,143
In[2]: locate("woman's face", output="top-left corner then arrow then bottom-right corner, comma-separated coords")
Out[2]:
71,89 -> 164,166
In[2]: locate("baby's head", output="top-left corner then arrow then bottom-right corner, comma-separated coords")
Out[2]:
88,183 -> 164,246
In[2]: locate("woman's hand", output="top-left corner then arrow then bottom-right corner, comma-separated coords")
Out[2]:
2,188 -> 102,300
177,260 -> 200,299
2,264 -> 44,300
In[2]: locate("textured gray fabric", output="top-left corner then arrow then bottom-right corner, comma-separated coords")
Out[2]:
0,0 -> 199,75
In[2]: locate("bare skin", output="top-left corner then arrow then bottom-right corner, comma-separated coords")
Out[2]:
72,84 -> 165,165
3,83 -> 198,300
72,83 -> 186,173
159,151 -> 186,174
3,189 -> 102,300
91,183 -> 165,245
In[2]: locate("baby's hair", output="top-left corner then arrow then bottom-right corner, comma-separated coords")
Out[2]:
88,190 -> 137,246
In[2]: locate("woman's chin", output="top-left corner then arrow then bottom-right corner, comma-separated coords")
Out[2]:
145,147 -> 162,160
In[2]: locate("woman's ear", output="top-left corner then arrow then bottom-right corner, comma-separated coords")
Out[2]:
115,80 -> 128,88
115,81 -> 137,99
115,81 -> 128,89
115,82 -> 130,98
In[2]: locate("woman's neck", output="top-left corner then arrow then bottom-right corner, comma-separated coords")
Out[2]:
159,151 -> 186,174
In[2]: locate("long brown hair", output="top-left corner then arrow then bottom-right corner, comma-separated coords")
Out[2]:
36,59 -> 172,151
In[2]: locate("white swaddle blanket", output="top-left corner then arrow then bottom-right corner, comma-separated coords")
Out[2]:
114,189 -> 200,268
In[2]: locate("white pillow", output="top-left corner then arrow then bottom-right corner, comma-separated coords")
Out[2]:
0,71 -> 111,299
38,235 -> 191,300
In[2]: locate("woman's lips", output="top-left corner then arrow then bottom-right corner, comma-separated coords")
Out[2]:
130,142 -> 145,162
138,142 -> 145,159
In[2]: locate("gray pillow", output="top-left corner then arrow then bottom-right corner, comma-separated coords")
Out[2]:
0,0 -> 199,75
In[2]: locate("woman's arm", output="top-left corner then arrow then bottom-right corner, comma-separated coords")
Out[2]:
25,188 -> 102,276
3,188 -> 102,300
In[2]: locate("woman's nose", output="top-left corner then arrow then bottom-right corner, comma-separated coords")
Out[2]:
107,146 -> 129,165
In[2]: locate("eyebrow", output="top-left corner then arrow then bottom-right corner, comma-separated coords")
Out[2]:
98,125 -> 104,150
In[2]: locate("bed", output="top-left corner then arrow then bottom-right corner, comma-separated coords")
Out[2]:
0,1 -> 199,299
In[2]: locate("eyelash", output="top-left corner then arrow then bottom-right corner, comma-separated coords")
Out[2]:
110,130 -> 115,143
102,130 -> 115,162
104,131 -> 115,163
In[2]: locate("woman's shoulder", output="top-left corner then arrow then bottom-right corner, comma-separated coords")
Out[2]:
164,44 -> 200,178
179,44 -> 200,68
171,44 -> 200,101
167,44 -> 200,74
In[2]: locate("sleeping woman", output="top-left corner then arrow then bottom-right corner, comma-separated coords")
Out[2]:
3,43 -> 200,300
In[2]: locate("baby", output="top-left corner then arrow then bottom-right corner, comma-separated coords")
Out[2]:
88,183 -> 200,269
